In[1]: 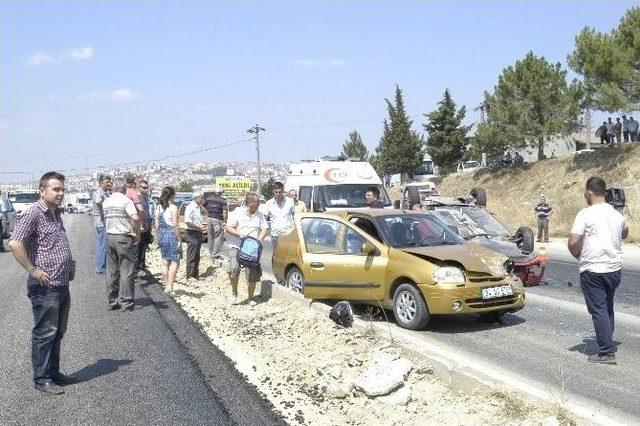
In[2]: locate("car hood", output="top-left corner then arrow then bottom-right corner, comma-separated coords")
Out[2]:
469,236 -> 535,262
399,243 -> 508,277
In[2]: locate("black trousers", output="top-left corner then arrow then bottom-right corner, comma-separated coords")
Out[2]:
136,231 -> 152,270
580,270 -> 621,355
185,229 -> 203,278
28,286 -> 70,383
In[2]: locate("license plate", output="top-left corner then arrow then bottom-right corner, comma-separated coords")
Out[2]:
481,285 -> 513,300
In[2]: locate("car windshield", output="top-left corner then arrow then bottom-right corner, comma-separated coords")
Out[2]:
8,193 -> 39,203
377,214 -> 463,247
320,184 -> 390,208
429,209 -> 486,238
414,162 -> 434,175
460,207 -> 511,237
463,161 -> 479,168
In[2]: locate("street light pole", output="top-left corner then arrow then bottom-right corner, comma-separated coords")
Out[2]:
247,124 -> 265,194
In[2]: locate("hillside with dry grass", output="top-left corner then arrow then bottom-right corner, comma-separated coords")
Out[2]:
434,145 -> 640,243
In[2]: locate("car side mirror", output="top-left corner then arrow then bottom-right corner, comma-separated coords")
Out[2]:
393,200 -> 401,209
361,241 -> 377,255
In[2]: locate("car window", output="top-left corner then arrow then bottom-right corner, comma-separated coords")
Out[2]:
342,226 -> 367,254
377,214 -> 463,247
301,218 -> 345,254
349,217 -> 383,243
299,186 -> 312,208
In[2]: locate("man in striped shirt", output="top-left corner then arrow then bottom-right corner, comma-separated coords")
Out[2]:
534,196 -> 553,243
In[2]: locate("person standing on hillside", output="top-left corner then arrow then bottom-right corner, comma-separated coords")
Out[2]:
606,117 -> 615,146
91,174 -> 112,274
103,178 -> 141,311
9,171 -> 77,394
596,122 -> 608,144
202,187 -> 227,267
614,117 -> 623,147
568,177 -> 628,364
629,116 -> 639,142
622,115 -> 631,142
534,196 -> 553,243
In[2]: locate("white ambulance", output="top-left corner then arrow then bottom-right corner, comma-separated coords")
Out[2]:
284,157 -> 392,212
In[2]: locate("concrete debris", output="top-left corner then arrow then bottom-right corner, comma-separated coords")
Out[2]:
353,358 -> 413,397
378,384 -> 411,406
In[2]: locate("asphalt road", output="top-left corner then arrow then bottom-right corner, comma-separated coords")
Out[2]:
259,239 -> 640,421
0,214 -> 281,425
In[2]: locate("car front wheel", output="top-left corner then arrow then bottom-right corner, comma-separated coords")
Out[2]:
393,283 -> 430,330
286,266 -> 305,293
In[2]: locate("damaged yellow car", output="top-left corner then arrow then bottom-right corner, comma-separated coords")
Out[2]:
273,210 -> 525,330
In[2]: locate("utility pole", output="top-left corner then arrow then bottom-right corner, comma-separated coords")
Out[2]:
247,124 -> 265,193
586,108 -> 592,151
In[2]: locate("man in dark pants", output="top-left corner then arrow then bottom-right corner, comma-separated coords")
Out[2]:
568,177 -> 628,364
135,179 -> 152,273
103,178 -> 141,311
9,171 -> 77,394
203,187 -> 227,268
184,192 -> 205,280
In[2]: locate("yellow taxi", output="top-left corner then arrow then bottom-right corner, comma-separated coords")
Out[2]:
273,210 -> 524,330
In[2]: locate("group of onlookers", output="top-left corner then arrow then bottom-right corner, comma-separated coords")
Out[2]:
596,115 -> 639,146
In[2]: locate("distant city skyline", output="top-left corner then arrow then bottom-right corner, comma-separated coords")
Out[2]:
2,1 -> 636,183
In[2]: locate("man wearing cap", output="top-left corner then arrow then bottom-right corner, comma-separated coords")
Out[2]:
203,187 -> 227,267
184,192 -> 205,281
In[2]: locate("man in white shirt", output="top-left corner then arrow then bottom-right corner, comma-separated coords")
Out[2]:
103,178 -> 140,311
568,177 -> 628,364
265,181 -> 295,251
184,192 -> 205,281
225,192 -> 268,306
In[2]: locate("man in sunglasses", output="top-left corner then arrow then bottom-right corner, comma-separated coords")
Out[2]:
136,179 -> 153,273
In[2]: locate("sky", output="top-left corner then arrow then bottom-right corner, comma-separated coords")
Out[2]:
1,1 -> 637,182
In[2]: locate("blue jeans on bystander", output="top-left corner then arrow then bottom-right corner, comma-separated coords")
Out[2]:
95,226 -> 106,273
580,270 -> 621,355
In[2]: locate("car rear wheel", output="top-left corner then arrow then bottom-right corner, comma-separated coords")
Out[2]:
286,266 -> 305,293
393,284 -> 430,330
470,187 -> 487,207
515,226 -> 535,254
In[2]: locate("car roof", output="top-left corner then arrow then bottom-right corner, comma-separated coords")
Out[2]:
326,209 -> 427,218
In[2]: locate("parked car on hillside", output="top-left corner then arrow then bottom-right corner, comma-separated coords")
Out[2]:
456,160 -> 480,173
272,209 -> 525,330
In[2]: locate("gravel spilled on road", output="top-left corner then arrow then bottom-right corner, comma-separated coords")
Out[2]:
147,246 -> 575,425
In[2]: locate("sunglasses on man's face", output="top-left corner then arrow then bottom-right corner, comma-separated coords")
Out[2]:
140,186 -> 149,190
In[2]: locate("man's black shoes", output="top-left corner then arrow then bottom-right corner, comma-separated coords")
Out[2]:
108,303 -> 121,311
34,379 -> 64,395
121,305 -> 141,312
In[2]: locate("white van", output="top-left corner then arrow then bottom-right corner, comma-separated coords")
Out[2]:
285,158 -> 391,212
413,154 -> 439,181
7,190 -> 40,218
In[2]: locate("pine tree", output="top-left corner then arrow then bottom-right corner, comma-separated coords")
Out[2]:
475,52 -> 582,160
568,7 -> 640,111
340,130 -> 369,160
423,89 -> 471,176
375,85 -> 423,178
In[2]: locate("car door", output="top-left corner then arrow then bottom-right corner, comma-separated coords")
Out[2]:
300,216 -> 388,301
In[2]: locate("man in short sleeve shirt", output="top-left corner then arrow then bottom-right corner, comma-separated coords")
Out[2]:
103,177 -> 140,311
225,192 -> 268,306
568,177 -> 628,364
9,171 -> 76,394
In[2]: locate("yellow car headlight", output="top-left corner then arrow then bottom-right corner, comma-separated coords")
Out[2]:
432,267 -> 466,284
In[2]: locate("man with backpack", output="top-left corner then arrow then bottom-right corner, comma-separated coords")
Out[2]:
225,192 -> 268,306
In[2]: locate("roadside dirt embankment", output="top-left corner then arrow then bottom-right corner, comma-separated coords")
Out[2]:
437,145 -> 640,243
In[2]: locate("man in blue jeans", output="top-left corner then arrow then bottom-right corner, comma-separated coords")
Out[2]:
91,175 -> 112,274
568,177 -> 628,364
9,171 -> 77,394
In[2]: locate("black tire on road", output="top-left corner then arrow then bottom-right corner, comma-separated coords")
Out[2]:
516,226 -> 535,254
470,187 -> 487,207
393,283 -> 430,330
286,266 -> 305,293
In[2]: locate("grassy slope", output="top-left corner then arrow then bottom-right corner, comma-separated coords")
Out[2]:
436,145 -> 640,243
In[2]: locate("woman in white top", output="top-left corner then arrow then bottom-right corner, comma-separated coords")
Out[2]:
154,186 -> 182,292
